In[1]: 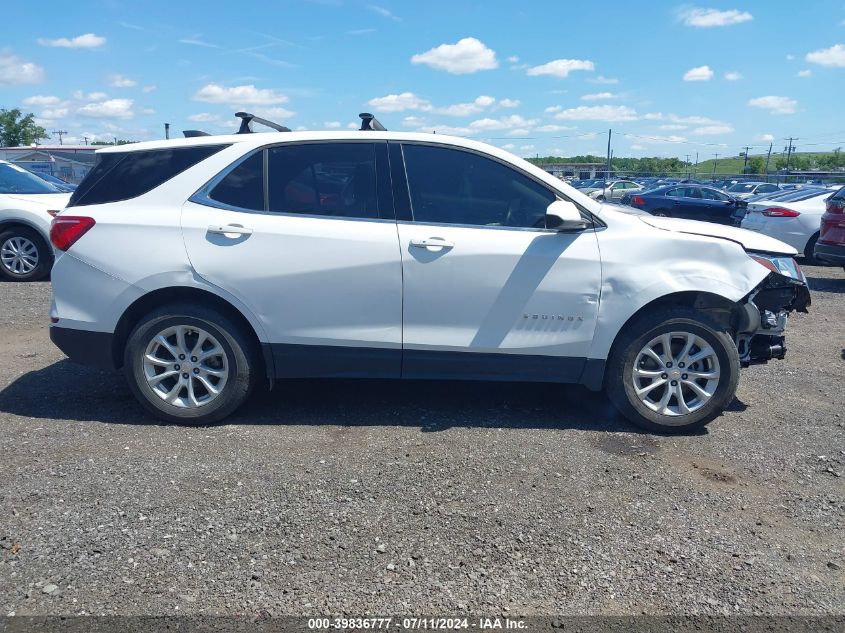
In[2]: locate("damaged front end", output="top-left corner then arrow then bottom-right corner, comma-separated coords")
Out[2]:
735,254 -> 811,366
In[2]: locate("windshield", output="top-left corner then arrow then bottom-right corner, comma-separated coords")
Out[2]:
727,183 -> 758,193
0,162 -> 60,194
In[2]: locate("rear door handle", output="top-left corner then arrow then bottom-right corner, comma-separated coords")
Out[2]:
409,237 -> 454,250
207,224 -> 254,236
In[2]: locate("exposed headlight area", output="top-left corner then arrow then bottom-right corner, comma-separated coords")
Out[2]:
736,252 -> 811,366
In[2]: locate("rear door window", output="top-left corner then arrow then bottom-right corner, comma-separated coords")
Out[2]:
208,152 -> 265,211
68,145 -> 228,207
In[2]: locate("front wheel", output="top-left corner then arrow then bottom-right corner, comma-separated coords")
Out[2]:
605,308 -> 740,433
124,304 -> 257,425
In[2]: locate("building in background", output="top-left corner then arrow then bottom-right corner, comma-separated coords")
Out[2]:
0,146 -> 97,184
539,162 -> 611,180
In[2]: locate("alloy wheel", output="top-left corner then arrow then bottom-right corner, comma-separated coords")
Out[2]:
0,236 -> 39,276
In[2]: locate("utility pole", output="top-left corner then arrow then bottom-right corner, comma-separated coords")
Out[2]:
783,137 -> 798,182
694,151 -> 698,178
164,123 -> 170,140
82,136 -> 89,146
712,153 -> 719,180
764,142 -> 773,181
605,128 -> 612,178
113,136 -> 118,146
741,145 -> 752,173
52,130 -> 68,145
685,154 -> 691,179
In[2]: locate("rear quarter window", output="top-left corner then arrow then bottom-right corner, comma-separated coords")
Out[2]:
68,145 -> 229,207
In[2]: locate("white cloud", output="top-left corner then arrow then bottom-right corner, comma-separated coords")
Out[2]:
526,58 -> 595,78
368,92 -> 432,112
786,54 -> 795,61
109,74 -> 137,88
142,85 -> 157,93
506,56 -> 519,63
37,33 -> 106,48
756,133 -> 775,142
39,107 -> 68,120
87,91 -> 108,100
625,133 -> 687,145
188,113 -> 220,122
581,92 -> 618,101
469,114 -> 538,131
366,5 -> 401,21
411,37 -> 498,74
691,124 -> 734,135
77,98 -> 134,119
659,124 -> 688,130
436,95 -> 495,116
141,107 -> 155,115
724,71 -> 742,80
22,95 -> 60,106
324,121 -> 342,128
748,95 -> 797,115
683,65 -> 714,81
534,124 -> 575,132
0,52 -> 45,86
797,69 -> 812,77
677,8 -> 753,27
498,98 -> 520,108
256,107 -> 296,120
630,144 -> 646,151
588,75 -> 618,84
806,43 -> 845,67
552,105 -> 639,122
178,37 -> 220,48
193,83 -> 289,105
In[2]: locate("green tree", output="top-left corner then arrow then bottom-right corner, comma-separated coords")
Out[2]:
746,156 -> 764,174
0,108 -> 49,147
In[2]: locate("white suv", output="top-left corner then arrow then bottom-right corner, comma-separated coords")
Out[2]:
48,116 -> 810,432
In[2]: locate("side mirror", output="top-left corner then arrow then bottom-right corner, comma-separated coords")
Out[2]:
546,200 -> 589,232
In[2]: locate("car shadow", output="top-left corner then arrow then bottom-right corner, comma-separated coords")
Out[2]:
806,276 -> 845,294
0,359 -> 724,435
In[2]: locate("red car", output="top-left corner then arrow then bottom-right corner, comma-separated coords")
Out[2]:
815,186 -> 845,269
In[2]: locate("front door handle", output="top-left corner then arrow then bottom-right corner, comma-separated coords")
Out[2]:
409,237 -> 454,250
207,224 -> 254,236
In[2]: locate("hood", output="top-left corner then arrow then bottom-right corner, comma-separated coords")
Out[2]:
3,193 -> 71,210
638,215 -> 798,255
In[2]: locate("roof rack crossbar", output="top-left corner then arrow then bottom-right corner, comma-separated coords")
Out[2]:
235,112 -> 291,134
359,112 -> 387,132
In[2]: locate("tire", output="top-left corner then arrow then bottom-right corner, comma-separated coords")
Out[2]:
123,304 -> 257,425
803,232 -> 822,266
596,195 -> 606,202
605,307 -> 740,434
0,227 -> 52,282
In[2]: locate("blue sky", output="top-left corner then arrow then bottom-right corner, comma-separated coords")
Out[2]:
2,0 -> 845,159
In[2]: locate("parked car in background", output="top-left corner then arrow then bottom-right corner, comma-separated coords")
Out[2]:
49,122 -> 808,433
582,179 -> 644,202
815,186 -> 845,269
740,187 -> 833,263
32,171 -> 78,192
726,181 -> 781,200
0,160 -> 70,281
572,178 -> 606,190
730,187 -> 828,225
621,184 -> 745,225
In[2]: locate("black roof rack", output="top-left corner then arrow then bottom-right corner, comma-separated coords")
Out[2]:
235,111 -> 291,134
183,130 -> 211,138
359,112 -> 387,131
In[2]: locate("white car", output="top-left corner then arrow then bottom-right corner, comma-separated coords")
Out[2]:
582,179 -> 644,203
0,160 -> 70,281
48,116 -> 810,433
725,181 -> 782,200
741,188 -> 833,263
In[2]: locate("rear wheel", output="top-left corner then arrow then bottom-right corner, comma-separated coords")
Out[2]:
651,209 -> 670,217
124,304 -> 257,425
605,307 -> 740,433
0,227 -> 52,282
803,232 -> 822,266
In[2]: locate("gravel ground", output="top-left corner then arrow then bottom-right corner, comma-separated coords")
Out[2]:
0,267 -> 843,618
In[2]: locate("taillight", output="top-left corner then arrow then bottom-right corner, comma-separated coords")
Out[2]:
50,216 -> 96,251
826,198 -> 845,214
631,195 -> 646,206
762,207 -> 800,217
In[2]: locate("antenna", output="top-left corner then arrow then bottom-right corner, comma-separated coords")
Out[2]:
359,113 -> 387,131
234,112 -> 291,134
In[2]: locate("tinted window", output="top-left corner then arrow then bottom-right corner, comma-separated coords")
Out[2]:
402,144 -> 556,228
68,145 -> 227,207
757,184 -> 778,193
666,187 -> 700,198
701,188 -> 730,201
727,183 -> 756,193
0,162 -> 60,194
267,143 -> 378,219
209,152 -> 264,211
